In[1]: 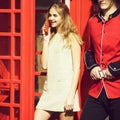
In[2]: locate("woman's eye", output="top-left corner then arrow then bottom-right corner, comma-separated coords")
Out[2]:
53,14 -> 57,17
48,14 -> 51,17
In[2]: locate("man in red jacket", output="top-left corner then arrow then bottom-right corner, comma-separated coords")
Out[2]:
80,0 -> 120,120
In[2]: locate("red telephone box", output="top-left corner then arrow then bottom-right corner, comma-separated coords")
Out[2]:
0,0 -> 92,120
0,0 -> 35,120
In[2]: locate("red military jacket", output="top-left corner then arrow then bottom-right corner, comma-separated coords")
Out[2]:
84,8 -> 120,98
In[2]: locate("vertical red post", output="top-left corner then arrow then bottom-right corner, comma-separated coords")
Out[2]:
70,0 -> 92,119
20,0 -> 35,120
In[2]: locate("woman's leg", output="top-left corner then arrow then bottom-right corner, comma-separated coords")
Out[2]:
59,111 -> 74,120
34,109 -> 53,120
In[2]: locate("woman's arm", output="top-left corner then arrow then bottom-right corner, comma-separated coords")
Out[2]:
69,37 -> 81,99
64,35 -> 81,110
40,28 -> 51,69
41,40 -> 49,69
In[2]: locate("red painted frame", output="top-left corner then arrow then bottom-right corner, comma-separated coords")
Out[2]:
0,0 -> 92,120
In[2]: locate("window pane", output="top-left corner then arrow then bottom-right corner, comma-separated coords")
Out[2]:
15,0 -> 20,9
35,76 -> 46,93
0,107 -> 10,120
0,83 -> 10,103
14,60 -> 20,80
0,60 -> 10,79
0,36 -> 11,56
0,0 -> 11,9
36,0 -> 61,10
15,37 -> 20,56
14,85 -> 20,103
15,13 -> 21,32
0,13 -> 11,32
14,108 -> 20,120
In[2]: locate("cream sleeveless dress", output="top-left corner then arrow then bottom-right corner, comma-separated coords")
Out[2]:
36,33 -> 80,112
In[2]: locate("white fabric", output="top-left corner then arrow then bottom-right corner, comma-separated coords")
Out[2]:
36,33 -> 80,112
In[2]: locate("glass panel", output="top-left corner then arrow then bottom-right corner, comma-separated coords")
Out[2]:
14,108 -> 20,120
0,13 -> 11,32
0,0 -> 11,9
35,76 -> 46,93
0,107 -> 10,120
36,0 -> 61,10
35,34 -> 43,72
15,37 -> 20,56
36,13 -> 46,33
35,54 -> 41,72
14,84 -> 20,103
15,13 -> 20,32
35,54 -> 47,73
15,0 -> 20,9
0,83 -> 10,103
0,60 -> 10,79
0,36 -> 11,56
34,96 -> 39,107
14,60 -> 20,80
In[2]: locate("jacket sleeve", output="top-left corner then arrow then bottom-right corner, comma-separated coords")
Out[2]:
84,19 -> 98,72
108,60 -> 120,77
84,51 -> 98,72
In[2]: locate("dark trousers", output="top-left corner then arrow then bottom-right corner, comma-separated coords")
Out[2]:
80,88 -> 120,120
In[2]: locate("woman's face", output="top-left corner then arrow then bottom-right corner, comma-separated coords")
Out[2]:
98,0 -> 114,10
48,7 -> 63,29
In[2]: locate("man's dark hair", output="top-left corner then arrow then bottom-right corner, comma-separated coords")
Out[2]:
91,0 -> 98,4
91,0 -> 120,7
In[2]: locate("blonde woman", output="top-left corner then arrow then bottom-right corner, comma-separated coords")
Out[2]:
34,2 -> 83,120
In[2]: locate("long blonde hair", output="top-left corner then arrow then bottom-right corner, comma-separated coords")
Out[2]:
47,2 -> 83,47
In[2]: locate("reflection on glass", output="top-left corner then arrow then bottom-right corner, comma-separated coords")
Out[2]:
0,83 -> 10,103
0,36 -> 11,56
0,13 -> 11,32
0,60 -> 10,79
14,108 -> 20,120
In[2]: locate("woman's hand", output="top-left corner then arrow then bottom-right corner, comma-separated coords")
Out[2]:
41,24 -> 51,43
64,96 -> 74,111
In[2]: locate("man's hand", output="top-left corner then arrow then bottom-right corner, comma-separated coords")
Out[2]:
90,66 -> 103,80
102,68 -> 114,80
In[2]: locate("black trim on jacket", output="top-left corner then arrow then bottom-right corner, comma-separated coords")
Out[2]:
108,60 -> 120,77
84,51 -> 98,72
